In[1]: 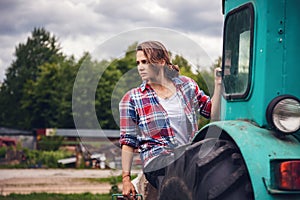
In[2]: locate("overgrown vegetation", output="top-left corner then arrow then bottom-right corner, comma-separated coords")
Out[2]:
23,149 -> 72,168
38,135 -> 64,151
0,147 -> 6,158
0,148 -> 72,168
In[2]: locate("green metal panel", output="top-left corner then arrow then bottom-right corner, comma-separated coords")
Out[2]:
221,0 -> 300,127
284,0 -> 300,96
212,0 -> 300,199
194,121 -> 300,199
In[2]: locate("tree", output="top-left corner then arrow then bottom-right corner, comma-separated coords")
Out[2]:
0,27 -> 64,129
73,44 -> 140,129
200,56 -> 222,95
22,56 -> 78,128
72,53 -> 115,129
172,55 -> 210,95
0,31 -> 221,131
106,43 -> 140,129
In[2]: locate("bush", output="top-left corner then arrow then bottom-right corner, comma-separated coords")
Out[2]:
0,147 -> 6,158
38,135 -> 64,151
23,148 -> 72,168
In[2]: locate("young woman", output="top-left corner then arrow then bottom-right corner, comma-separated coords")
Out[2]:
119,41 -> 222,198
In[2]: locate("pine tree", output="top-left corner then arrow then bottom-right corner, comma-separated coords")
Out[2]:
0,27 -> 63,129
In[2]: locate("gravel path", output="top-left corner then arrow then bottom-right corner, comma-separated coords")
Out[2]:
0,169 -> 140,195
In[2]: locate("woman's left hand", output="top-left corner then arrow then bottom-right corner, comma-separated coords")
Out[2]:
214,67 -> 222,85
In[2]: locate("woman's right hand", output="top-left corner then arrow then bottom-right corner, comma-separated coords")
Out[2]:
122,176 -> 136,199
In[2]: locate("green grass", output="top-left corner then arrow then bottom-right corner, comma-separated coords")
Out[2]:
83,174 -> 138,183
0,193 -> 111,200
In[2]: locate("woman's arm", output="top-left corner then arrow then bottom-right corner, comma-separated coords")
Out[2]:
210,67 -> 222,121
121,144 -> 136,198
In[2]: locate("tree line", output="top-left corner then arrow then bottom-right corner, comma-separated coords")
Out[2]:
0,27 -> 219,130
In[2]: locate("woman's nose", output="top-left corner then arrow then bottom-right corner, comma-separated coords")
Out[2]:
137,65 -> 144,71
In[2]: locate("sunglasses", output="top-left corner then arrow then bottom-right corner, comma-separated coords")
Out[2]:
136,59 -> 149,65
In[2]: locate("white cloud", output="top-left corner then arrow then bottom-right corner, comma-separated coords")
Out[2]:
0,59 -> 5,82
0,0 -> 224,82
188,33 -> 223,65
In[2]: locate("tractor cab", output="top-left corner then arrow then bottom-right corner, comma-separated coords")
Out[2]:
220,0 -> 300,133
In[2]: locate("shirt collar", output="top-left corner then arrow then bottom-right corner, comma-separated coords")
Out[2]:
139,76 -> 184,92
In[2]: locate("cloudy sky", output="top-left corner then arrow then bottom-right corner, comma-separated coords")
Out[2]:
0,0 -> 224,82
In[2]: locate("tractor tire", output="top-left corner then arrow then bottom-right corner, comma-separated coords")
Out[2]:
159,138 -> 254,200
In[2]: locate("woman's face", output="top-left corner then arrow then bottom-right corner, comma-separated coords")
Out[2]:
136,50 -> 159,82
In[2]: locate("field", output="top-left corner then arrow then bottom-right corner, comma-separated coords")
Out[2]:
0,169 -> 140,199
0,193 -> 111,200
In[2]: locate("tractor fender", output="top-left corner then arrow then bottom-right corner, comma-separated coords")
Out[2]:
192,120 -> 300,199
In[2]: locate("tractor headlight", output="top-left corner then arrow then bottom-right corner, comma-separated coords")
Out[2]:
266,95 -> 300,134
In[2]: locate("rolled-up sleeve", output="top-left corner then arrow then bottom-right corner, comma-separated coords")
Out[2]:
193,80 -> 211,119
119,91 -> 139,148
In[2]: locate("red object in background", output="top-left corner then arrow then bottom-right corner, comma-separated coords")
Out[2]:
35,129 -> 46,141
0,137 -> 17,147
36,129 -> 46,136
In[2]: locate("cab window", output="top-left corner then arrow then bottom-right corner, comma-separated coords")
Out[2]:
222,3 -> 254,99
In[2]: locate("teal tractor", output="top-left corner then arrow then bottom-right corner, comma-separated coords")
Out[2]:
159,0 -> 300,199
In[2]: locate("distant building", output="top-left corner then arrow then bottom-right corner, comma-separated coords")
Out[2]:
0,127 -> 34,149
0,137 -> 17,147
36,128 -> 119,140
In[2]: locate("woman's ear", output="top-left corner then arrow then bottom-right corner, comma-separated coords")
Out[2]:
160,60 -> 166,66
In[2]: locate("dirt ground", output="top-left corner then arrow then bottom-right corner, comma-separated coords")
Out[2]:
0,169 -> 140,196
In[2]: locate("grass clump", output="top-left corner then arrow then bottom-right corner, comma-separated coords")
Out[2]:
0,193 -> 111,200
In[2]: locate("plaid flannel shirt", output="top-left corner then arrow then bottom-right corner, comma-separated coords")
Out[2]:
119,75 -> 211,167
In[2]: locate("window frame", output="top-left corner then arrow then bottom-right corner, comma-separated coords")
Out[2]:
221,3 -> 254,100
